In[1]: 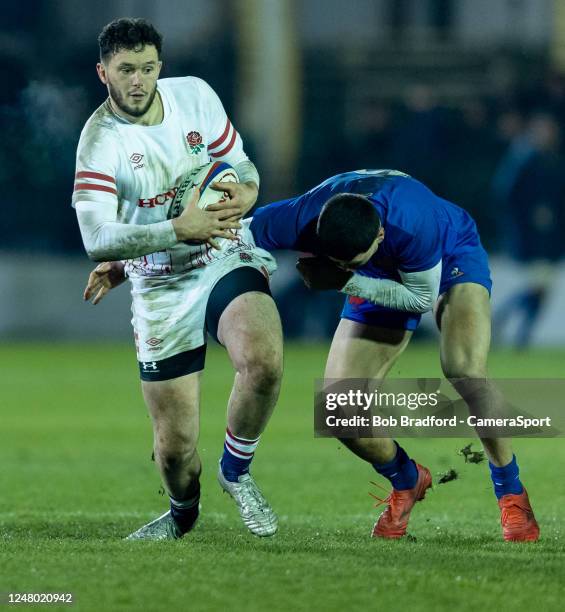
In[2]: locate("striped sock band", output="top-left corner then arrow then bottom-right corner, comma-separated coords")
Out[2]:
170,492 -> 200,510
224,428 -> 260,459
221,428 -> 260,482
170,488 -> 200,534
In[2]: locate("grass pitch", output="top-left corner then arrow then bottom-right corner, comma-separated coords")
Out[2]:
1,342 -> 564,611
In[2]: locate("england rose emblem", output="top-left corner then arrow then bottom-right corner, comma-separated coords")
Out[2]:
187,131 -> 204,154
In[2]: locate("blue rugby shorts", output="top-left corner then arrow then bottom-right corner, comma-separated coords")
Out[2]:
340,245 -> 492,331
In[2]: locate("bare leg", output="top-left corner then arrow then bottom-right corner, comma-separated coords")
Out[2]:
326,320 -> 432,539
324,319 -> 412,463
217,292 -> 283,439
438,283 -> 512,466
439,282 -> 540,541
142,372 -> 202,500
216,290 -> 283,537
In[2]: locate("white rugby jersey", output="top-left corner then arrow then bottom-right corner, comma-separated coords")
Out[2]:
73,77 -> 251,277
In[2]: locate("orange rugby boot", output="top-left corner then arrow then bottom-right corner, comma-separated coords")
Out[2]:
371,463 -> 432,539
498,488 -> 540,542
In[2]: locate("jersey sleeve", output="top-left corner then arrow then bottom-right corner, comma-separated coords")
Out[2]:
342,262 -> 442,313
198,79 -> 249,167
250,186 -> 329,252
250,198 -> 303,250
71,124 -> 120,209
72,123 -> 177,261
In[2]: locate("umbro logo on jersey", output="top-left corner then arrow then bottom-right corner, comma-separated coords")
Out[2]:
130,153 -> 144,170
145,337 -> 163,347
138,187 -> 178,208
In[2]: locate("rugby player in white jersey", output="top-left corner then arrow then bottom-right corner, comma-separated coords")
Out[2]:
74,18 -> 282,540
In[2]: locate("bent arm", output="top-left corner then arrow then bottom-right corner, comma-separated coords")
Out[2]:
234,160 -> 260,189
341,261 -> 442,313
75,200 -> 177,261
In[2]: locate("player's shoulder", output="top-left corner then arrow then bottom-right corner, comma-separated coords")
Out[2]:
79,100 -> 120,146
76,101 -> 122,168
384,176 -> 446,243
388,175 -> 443,218
158,76 -> 214,99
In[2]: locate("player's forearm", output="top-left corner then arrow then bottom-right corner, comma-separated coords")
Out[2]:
80,219 -> 177,261
341,262 -> 442,313
342,277 -> 431,312
76,206 -> 177,261
234,160 -> 260,189
234,161 -> 260,212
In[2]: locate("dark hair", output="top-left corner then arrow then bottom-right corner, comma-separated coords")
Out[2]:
316,193 -> 381,261
98,18 -> 163,62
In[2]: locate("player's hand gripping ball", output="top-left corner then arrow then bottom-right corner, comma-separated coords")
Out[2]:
168,161 -> 239,219
168,162 -> 242,248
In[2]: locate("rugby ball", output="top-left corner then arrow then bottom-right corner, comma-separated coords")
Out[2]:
168,161 -> 239,219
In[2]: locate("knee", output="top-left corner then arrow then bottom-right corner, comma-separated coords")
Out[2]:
154,432 -> 198,471
238,348 -> 283,393
442,356 -> 487,380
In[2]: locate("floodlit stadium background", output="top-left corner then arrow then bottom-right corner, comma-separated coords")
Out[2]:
1,0 -> 564,344
2,3 -> 565,610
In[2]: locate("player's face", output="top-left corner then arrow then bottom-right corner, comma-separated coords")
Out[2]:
97,45 -> 162,119
330,227 -> 385,271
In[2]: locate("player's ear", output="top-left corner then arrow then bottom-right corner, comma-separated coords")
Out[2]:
377,227 -> 385,243
157,60 -> 163,77
96,62 -> 108,85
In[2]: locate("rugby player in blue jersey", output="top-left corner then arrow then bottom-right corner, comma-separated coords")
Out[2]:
249,169 -> 538,542
86,169 -> 540,542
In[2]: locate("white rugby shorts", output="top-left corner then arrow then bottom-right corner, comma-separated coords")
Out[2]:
130,244 -> 276,363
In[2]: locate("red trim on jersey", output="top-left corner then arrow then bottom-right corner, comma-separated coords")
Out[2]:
75,171 -> 116,184
74,183 -> 118,195
208,119 -> 231,150
210,129 -> 237,158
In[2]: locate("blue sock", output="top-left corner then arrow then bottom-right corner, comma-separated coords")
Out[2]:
372,442 -> 418,490
220,428 -> 259,483
170,485 -> 200,534
489,455 -> 523,499
221,450 -> 251,482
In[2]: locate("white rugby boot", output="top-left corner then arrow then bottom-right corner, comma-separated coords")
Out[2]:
218,464 -> 278,537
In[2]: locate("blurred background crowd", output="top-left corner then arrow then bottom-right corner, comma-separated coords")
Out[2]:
1,0 -> 564,345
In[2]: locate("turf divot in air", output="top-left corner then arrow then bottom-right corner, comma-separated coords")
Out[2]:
458,443 -> 486,464
438,469 -> 459,484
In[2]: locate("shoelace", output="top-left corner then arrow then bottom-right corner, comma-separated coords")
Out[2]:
369,480 -> 392,509
239,479 -> 268,513
501,501 -> 530,527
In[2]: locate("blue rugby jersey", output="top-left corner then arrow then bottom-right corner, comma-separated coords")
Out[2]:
250,170 -> 481,282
